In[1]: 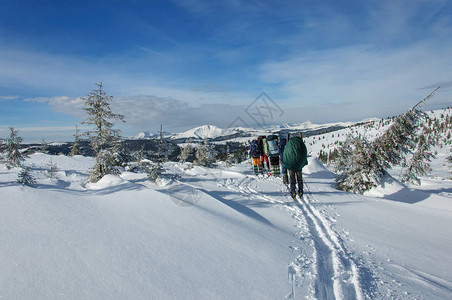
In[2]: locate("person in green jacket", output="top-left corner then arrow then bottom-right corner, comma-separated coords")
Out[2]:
282,132 -> 308,199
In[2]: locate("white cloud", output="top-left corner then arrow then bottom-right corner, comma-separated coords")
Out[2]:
21,94 -> 252,134
260,39 -> 452,121
25,96 -> 85,118
0,95 -> 18,100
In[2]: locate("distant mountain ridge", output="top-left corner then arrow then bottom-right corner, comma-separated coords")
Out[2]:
129,119 -> 375,142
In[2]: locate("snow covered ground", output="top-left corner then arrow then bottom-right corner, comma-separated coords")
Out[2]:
1,150 -> 451,299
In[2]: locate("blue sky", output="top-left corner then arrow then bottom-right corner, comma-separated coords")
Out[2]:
1,0 -> 452,142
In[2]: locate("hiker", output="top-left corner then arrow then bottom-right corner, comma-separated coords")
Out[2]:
279,135 -> 288,184
283,132 -> 308,199
257,135 -> 270,171
267,134 -> 281,176
249,139 -> 263,174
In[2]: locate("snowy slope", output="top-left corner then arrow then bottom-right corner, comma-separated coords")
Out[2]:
0,154 -> 301,299
1,108 -> 452,299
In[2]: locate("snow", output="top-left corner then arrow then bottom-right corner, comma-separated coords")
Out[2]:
132,118 -> 370,143
1,110 -> 452,299
169,125 -> 240,140
131,131 -> 155,139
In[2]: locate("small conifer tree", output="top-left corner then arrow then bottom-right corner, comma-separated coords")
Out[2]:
336,136 -> 385,193
225,142 -> 234,167
70,125 -> 81,156
135,144 -> 146,163
400,134 -> 434,185
0,138 -> 6,161
147,162 -> 163,182
178,143 -> 193,164
41,138 -> 48,153
194,137 -> 214,167
17,166 -> 36,186
147,125 -> 165,182
46,158 -> 59,179
5,127 -> 28,169
82,82 -> 125,182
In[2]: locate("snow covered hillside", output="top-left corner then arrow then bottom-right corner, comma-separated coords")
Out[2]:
133,120 -> 360,142
1,150 -> 451,299
168,125 -> 243,140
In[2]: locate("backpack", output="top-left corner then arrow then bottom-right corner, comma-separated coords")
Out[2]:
283,136 -> 308,171
279,137 -> 287,159
250,140 -> 261,158
262,138 -> 270,156
267,135 -> 279,156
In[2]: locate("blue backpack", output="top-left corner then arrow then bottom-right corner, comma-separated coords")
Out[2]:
250,140 -> 261,158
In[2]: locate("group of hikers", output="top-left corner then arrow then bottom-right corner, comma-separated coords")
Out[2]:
249,132 -> 308,200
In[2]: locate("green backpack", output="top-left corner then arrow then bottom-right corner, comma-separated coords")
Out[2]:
282,136 -> 308,171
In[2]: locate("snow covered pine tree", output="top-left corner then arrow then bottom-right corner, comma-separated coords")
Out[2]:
5,127 -> 28,169
147,125 -> 165,182
82,82 -> 125,182
17,166 -> 36,186
194,137 -> 214,167
70,125 -> 81,156
178,141 -> 193,164
335,87 -> 439,193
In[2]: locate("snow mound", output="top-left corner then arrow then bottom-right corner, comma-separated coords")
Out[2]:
86,175 -> 126,190
304,157 -> 332,175
364,174 -> 406,198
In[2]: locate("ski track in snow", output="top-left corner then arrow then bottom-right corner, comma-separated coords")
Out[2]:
219,173 -> 365,300
300,183 -> 364,300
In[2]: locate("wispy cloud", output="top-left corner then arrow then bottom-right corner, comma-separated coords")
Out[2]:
261,41 -> 452,116
137,46 -> 166,56
0,95 -> 19,100
22,93 -> 257,134
25,96 -> 85,118
258,0 -> 452,119
419,81 -> 452,90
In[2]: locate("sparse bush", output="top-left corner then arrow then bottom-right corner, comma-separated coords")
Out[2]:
46,158 -> 58,179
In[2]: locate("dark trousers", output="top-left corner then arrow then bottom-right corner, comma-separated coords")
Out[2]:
289,170 -> 303,193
